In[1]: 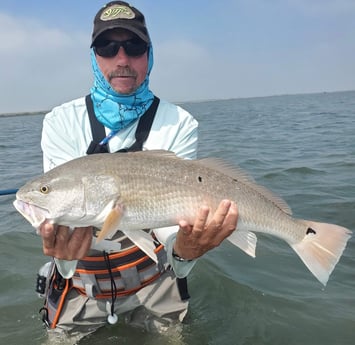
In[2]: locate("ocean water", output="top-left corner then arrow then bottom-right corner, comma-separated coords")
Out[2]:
0,91 -> 354,345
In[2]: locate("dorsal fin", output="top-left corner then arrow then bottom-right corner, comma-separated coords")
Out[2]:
197,158 -> 292,215
127,149 -> 178,158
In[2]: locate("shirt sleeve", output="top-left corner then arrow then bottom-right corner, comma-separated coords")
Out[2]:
144,100 -> 199,160
166,232 -> 197,278
41,98 -> 89,172
153,227 -> 197,278
54,258 -> 78,279
41,112 -> 77,171
169,111 -> 198,160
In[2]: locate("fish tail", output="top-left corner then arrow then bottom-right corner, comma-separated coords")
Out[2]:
291,221 -> 352,286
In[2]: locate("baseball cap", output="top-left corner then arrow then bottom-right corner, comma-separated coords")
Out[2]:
91,1 -> 150,47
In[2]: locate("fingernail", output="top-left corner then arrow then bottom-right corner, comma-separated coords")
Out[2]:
222,199 -> 232,207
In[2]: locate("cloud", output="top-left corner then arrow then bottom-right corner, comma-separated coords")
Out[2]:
153,39 -> 252,102
151,39 -> 262,102
151,31 -> 355,103
152,39 -> 214,101
0,12 -> 91,113
1,2 -> 354,113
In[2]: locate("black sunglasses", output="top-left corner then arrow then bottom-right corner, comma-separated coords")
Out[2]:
94,38 -> 148,58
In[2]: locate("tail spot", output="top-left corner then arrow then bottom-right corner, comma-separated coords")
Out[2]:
306,227 -> 317,235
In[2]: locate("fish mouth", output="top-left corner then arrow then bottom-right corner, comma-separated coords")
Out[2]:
13,199 -> 50,230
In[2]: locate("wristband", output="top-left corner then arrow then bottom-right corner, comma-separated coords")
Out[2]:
172,249 -> 192,262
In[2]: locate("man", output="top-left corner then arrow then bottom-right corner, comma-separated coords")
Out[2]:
38,1 -> 238,341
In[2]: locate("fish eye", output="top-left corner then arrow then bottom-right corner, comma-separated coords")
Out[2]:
40,185 -> 50,194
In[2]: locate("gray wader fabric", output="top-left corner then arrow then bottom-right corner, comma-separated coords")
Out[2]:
47,269 -> 188,342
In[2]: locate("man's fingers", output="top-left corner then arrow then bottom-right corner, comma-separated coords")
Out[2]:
178,220 -> 192,235
211,200 -> 232,228
223,201 -> 238,232
210,200 -> 238,242
40,224 -> 93,260
192,205 -> 210,234
41,222 -> 57,250
68,227 -> 93,258
54,225 -> 70,244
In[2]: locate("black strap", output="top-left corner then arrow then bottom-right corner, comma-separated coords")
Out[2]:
85,94 -> 106,145
125,96 -> 160,152
177,277 -> 190,301
85,94 -> 108,154
85,95 -> 160,154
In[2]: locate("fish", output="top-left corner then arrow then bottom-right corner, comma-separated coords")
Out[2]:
13,150 -> 352,286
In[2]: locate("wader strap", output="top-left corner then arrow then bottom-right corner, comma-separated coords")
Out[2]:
42,268 -> 71,329
79,273 -> 100,298
85,94 -> 108,154
85,95 -> 160,154
74,245 -> 168,298
124,96 -> 160,152
177,277 -> 190,301
120,267 -> 141,290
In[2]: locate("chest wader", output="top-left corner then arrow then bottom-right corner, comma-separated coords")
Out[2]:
40,95 -> 190,329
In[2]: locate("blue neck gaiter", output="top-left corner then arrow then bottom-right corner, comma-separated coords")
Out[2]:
90,45 -> 154,131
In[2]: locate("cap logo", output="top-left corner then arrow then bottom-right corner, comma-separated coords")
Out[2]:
100,4 -> 135,21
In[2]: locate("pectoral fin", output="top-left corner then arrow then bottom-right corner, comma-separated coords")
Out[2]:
96,205 -> 123,242
122,229 -> 158,263
54,258 -> 78,279
227,230 -> 257,258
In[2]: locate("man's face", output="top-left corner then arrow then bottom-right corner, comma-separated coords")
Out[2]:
94,29 -> 148,95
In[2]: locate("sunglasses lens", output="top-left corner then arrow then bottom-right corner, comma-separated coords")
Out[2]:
123,39 -> 148,56
94,41 -> 119,57
94,39 -> 148,58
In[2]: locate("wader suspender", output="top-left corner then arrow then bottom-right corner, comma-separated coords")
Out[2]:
85,95 -> 160,154
85,94 -> 190,301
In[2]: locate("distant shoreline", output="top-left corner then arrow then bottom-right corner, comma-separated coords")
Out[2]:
0,110 -> 48,118
1,89 -> 354,117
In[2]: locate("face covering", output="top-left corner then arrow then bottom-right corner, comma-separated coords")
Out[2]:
90,45 -> 154,131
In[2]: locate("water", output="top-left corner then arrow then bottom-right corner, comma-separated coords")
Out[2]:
0,91 -> 354,345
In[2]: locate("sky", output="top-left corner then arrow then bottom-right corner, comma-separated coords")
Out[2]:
1,0 -> 355,113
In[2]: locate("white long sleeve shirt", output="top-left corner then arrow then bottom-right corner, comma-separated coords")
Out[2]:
41,96 -> 198,278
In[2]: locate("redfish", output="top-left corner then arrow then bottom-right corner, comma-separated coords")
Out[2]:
13,150 -> 352,286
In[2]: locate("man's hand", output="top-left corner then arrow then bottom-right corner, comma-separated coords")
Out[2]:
40,222 -> 93,260
174,200 -> 238,260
